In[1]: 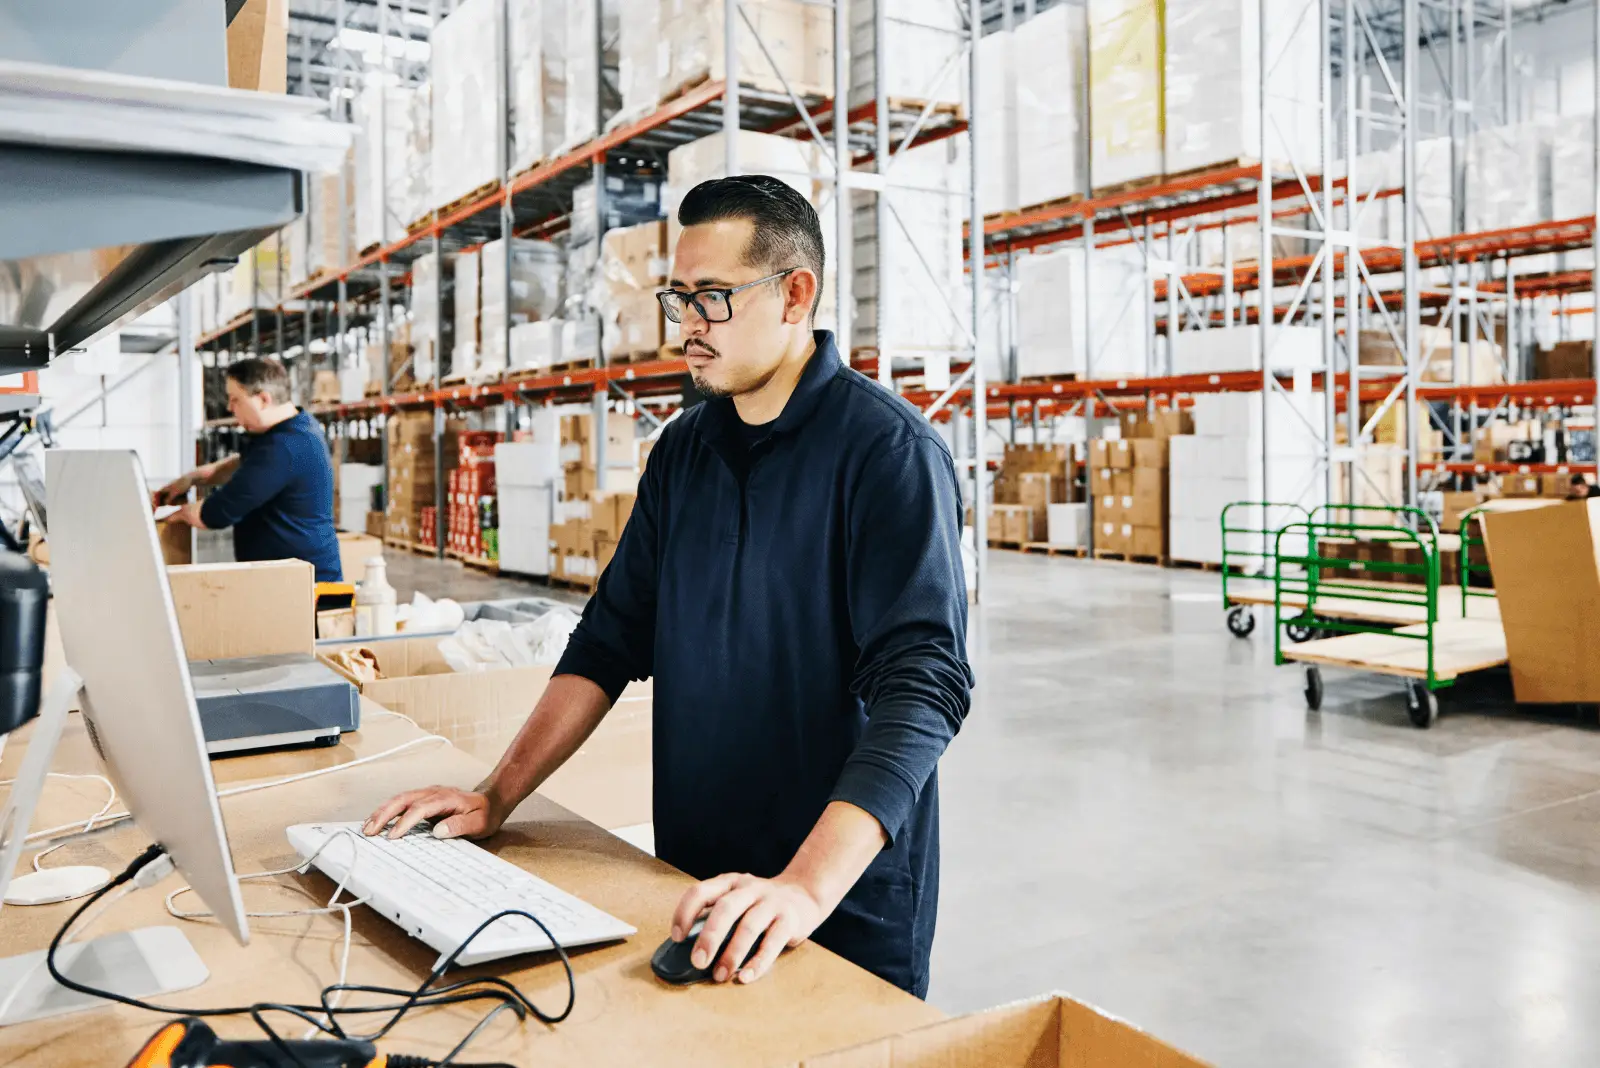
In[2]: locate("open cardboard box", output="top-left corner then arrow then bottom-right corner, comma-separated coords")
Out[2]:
318,635 -> 555,745
1483,498 -> 1600,703
319,635 -> 654,830
795,993 -> 1208,1067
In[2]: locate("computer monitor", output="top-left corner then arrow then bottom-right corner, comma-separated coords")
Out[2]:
37,448 -> 249,944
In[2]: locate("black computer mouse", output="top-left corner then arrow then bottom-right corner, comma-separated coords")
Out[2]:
650,917 -> 765,985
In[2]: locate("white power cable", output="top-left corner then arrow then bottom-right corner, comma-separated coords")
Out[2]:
21,734 -> 448,848
166,828 -> 369,1038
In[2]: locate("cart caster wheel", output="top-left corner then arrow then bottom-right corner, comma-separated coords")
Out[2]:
1304,666 -> 1323,711
1285,618 -> 1317,644
1406,681 -> 1439,729
1226,605 -> 1256,638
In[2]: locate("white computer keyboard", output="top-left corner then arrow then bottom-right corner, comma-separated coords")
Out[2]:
287,821 -> 635,967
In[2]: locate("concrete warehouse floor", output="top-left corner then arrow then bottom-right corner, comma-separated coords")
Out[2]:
388,549 -> 1600,1067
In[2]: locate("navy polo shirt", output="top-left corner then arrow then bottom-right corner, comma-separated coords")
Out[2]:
555,330 -> 973,996
199,409 -> 342,583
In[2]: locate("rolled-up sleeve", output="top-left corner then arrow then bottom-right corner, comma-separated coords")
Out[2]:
830,433 -> 973,846
552,444 -> 662,702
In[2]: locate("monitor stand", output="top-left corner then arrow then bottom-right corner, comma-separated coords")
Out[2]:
0,669 -> 209,1025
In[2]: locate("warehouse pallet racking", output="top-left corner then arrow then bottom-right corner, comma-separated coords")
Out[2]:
195,0 -> 991,594
965,0 -> 1600,558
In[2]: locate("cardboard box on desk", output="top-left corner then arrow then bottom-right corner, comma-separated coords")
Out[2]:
166,560 -> 315,660
336,532 -> 384,584
793,991 -> 1209,1068
1484,499 -> 1600,703
319,636 -> 557,742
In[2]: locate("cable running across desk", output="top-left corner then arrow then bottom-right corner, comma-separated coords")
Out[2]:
42,844 -> 577,1067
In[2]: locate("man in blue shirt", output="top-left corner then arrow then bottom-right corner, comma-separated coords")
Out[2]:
156,357 -> 342,583
364,176 -> 972,997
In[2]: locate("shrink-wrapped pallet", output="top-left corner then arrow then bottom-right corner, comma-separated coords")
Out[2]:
432,0 -> 500,209
1015,4 -> 1086,208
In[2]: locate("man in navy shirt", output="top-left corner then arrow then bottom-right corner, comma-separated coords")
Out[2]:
156,357 -> 342,583
365,176 -> 972,997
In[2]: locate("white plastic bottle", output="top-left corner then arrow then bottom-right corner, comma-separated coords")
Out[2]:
354,556 -> 397,636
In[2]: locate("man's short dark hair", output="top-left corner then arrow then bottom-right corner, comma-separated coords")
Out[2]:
1573,474 -> 1589,486
677,174 -> 825,317
226,357 -> 292,405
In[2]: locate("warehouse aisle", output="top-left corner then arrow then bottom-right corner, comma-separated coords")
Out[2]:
934,551 -> 1600,1067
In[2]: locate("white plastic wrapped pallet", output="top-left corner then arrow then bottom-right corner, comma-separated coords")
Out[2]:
613,0 -> 662,124
411,252 -> 446,385
496,417 -> 561,576
662,0 -> 831,102
1168,391 -> 1326,564
1088,0 -> 1163,189
848,0 -> 964,111
1015,3 -> 1085,208
852,139 -> 967,387
510,319 -> 564,371
976,27 -> 1019,217
1164,0 -> 1320,178
508,0 -> 545,173
354,79 -> 416,249
338,464 -> 383,533
1551,114 -> 1594,221
1466,123 -> 1551,233
479,239 -> 565,378
1169,325 -> 1321,376
432,0 -> 500,210
453,249 -> 481,378
285,153 -> 353,287
1015,243 -> 1146,379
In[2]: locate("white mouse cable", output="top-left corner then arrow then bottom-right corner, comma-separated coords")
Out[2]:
166,828 -> 369,1037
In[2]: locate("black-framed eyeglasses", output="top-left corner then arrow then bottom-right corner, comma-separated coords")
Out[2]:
656,268 -> 798,324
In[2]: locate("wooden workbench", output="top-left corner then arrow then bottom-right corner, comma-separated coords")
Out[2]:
0,704 -> 941,1066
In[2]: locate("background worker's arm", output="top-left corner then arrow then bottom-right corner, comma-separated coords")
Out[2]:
151,454 -> 241,507
364,435 -> 667,840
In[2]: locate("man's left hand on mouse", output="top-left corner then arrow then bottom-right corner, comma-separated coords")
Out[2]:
671,871 -> 824,984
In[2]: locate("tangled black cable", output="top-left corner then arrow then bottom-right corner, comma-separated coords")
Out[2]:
44,845 -> 577,1068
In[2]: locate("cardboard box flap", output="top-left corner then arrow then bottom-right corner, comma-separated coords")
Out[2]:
1483,499 -> 1600,703
798,994 -> 1209,1068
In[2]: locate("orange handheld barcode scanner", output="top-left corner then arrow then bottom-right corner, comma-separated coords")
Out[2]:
127,1019 -> 386,1068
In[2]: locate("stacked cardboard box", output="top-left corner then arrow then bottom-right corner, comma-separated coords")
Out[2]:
1169,326 -> 1321,376
596,221 -> 668,361
384,411 -> 435,544
990,444 -> 1075,545
1090,410 -> 1190,557
550,411 -> 638,582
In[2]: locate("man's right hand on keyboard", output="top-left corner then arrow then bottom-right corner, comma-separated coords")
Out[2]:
364,785 -> 505,841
